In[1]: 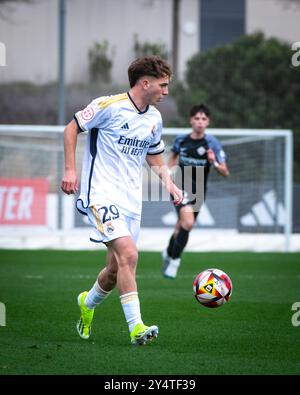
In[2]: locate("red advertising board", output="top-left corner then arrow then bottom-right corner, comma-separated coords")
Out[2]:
0,178 -> 49,225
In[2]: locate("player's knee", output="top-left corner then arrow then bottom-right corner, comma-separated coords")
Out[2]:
181,219 -> 194,231
118,248 -> 138,270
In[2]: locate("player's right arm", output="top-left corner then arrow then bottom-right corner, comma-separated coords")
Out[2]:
61,119 -> 79,195
61,96 -> 111,194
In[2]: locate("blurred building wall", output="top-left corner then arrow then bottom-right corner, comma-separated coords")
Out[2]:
0,0 -> 299,85
0,0 -> 58,84
0,0 -> 198,84
246,0 -> 300,43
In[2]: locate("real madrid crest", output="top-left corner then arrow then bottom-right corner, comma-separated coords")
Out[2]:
106,222 -> 115,234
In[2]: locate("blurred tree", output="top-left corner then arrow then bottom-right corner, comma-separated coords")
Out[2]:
133,34 -> 169,60
171,32 -> 300,180
88,40 -> 113,84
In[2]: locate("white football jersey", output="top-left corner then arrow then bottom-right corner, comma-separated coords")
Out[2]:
74,92 -> 165,219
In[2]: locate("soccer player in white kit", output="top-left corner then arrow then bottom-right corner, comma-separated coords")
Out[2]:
61,56 -> 183,345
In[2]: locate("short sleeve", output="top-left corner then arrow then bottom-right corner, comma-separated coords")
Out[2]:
207,135 -> 227,163
147,120 -> 165,155
171,134 -> 186,154
74,96 -> 111,133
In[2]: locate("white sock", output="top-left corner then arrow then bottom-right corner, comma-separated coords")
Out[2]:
164,258 -> 181,278
84,280 -> 111,310
120,291 -> 143,333
162,249 -> 170,259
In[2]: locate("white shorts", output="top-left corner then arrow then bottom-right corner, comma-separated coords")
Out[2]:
86,203 -> 141,245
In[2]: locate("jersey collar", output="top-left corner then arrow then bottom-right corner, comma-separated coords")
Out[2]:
127,92 -> 149,114
189,132 -> 206,140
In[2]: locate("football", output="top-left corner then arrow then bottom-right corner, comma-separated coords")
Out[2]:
193,268 -> 232,308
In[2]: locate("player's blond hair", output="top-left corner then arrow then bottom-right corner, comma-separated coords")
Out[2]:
128,55 -> 172,88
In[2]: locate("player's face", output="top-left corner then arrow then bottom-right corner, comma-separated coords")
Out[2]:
190,112 -> 210,134
144,76 -> 169,105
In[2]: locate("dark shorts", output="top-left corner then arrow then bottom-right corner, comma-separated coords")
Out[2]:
172,185 -> 206,219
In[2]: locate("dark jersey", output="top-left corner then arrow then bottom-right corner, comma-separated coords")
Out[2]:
171,133 -> 226,205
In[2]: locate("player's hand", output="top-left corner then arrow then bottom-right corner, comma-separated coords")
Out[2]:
61,170 -> 78,195
207,148 -> 216,164
171,185 -> 183,206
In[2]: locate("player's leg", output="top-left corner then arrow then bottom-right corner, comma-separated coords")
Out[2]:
98,249 -> 118,290
108,235 -> 138,294
109,235 -> 158,345
162,219 -> 179,272
167,219 -> 181,255
77,249 -> 118,340
173,205 -> 195,257
163,205 -> 196,278
84,248 -> 117,309
76,201 -> 127,340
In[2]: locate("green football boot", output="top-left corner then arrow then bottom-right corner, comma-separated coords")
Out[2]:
76,291 -> 94,340
130,323 -> 158,346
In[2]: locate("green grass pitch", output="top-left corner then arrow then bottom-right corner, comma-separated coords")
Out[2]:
0,249 -> 300,375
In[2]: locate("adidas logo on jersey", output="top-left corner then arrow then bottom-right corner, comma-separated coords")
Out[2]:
121,123 -> 129,130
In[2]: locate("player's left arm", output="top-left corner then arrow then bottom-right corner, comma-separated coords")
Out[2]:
207,137 -> 229,177
215,161 -> 229,177
207,149 -> 229,177
146,153 -> 183,205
